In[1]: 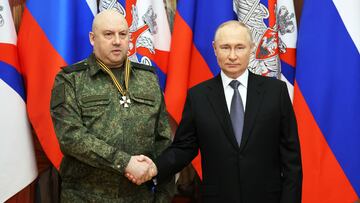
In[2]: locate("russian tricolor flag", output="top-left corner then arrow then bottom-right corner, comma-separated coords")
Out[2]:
165,0 -> 236,126
0,0 -> 37,201
294,0 -> 360,202
18,0 -> 97,169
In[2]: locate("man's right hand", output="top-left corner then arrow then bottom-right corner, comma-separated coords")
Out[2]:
124,155 -> 157,185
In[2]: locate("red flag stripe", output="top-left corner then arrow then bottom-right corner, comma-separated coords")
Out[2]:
165,11 -> 193,124
293,82 -> 358,202
18,7 -> 64,169
268,0 -> 277,27
135,47 -> 169,74
280,47 -> 296,67
0,44 -> 20,73
188,44 -> 214,89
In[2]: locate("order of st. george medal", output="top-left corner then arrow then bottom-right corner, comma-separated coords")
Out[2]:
120,96 -> 131,108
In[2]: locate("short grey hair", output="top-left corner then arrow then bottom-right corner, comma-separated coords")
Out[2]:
213,20 -> 253,44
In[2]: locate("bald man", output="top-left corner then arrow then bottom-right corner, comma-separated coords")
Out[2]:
134,20 -> 302,203
50,9 -> 174,202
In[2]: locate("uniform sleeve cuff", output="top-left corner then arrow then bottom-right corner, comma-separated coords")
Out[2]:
113,150 -> 131,174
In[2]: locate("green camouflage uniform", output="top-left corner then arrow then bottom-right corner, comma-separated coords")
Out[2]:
50,54 -> 174,203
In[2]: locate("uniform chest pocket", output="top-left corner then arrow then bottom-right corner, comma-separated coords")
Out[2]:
131,93 -> 155,107
79,95 -> 110,117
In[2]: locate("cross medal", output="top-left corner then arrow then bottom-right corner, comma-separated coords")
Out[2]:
120,96 -> 131,108
97,58 -> 132,108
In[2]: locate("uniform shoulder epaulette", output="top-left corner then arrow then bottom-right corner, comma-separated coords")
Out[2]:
62,59 -> 89,73
131,62 -> 156,74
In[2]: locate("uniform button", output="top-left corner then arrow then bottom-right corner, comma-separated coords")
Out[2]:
116,164 -> 121,169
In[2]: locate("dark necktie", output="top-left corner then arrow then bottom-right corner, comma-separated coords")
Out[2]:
229,80 -> 244,146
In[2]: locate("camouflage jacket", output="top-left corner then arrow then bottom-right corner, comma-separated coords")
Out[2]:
50,54 -> 174,203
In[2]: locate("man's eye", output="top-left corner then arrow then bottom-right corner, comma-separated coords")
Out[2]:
104,33 -> 112,38
119,33 -> 127,38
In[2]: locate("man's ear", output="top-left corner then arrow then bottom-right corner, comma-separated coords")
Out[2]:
212,41 -> 217,56
89,32 -> 95,46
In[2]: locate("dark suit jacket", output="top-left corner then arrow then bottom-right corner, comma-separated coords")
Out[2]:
156,72 -> 302,203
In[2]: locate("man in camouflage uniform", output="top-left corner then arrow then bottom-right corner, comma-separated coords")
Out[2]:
50,9 -> 174,202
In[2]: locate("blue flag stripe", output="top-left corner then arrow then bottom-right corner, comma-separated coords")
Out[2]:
0,62 -> 26,101
260,0 -> 269,27
192,0 -> 236,76
178,0 -> 236,76
297,0 -> 360,195
177,0 -> 196,30
281,61 -> 295,85
26,0 -> 94,64
118,0 -> 125,7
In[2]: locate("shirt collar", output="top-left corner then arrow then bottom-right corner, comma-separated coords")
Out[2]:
221,69 -> 249,89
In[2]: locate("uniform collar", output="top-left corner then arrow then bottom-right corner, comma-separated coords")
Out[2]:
88,54 -> 125,77
88,53 -> 103,77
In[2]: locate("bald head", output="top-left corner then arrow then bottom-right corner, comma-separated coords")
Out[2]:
92,9 -> 128,32
214,20 -> 253,44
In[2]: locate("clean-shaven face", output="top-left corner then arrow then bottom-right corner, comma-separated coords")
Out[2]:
89,10 -> 129,68
213,23 -> 253,79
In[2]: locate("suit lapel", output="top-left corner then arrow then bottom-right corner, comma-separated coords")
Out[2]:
206,75 -> 239,150
239,72 -> 264,152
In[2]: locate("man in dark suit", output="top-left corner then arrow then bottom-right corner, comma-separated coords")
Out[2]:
128,20 -> 302,203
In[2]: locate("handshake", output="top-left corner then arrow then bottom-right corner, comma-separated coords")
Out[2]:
124,155 -> 158,185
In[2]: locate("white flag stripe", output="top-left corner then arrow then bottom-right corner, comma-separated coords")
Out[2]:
0,0 -> 37,201
277,0 -> 297,48
149,0 -> 171,51
333,0 -> 360,53
0,0 -> 16,45
0,80 -> 38,202
280,73 -> 294,101
135,0 -> 171,51
86,0 -> 98,16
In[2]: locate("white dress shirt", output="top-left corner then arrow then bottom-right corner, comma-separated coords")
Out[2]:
221,69 -> 248,113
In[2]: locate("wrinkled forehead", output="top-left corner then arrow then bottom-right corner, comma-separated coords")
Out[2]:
214,26 -> 252,45
214,20 -> 253,43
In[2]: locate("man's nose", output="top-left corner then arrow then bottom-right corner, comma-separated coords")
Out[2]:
228,48 -> 237,60
113,34 -> 121,45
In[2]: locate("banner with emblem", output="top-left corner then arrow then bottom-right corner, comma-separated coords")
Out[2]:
234,0 -> 297,100
99,0 -> 171,90
18,0 -> 98,169
294,0 -> 360,202
165,0 -> 297,178
0,0 -> 37,201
